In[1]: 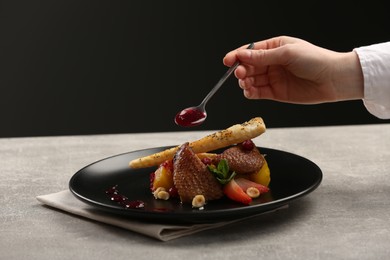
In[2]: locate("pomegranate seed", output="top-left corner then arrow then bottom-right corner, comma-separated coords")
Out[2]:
241,140 -> 255,150
168,187 -> 179,198
201,157 -> 213,165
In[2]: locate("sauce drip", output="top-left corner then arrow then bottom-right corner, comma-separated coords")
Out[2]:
174,107 -> 206,127
105,185 -> 145,209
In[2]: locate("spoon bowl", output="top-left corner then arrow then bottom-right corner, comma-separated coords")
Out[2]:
174,43 -> 254,127
174,106 -> 207,127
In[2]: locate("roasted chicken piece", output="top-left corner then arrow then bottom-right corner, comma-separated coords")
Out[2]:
173,142 -> 224,203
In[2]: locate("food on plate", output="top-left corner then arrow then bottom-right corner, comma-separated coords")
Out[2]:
140,117 -> 271,207
128,117 -> 266,169
173,142 -> 224,203
150,139 -> 270,206
212,140 -> 263,174
247,158 -> 271,187
150,160 -> 174,192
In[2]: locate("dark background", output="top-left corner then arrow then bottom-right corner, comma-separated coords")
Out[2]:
0,0 -> 389,138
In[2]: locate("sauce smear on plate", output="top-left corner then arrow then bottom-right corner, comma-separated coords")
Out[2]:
105,185 -> 145,209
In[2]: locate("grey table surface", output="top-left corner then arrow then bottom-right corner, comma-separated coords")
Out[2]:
1,124 -> 390,259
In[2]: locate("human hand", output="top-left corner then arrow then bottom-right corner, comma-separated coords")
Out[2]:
223,36 -> 363,104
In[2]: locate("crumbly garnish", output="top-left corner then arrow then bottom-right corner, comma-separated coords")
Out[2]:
153,187 -> 170,200
192,195 -> 206,208
246,187 -> 260,198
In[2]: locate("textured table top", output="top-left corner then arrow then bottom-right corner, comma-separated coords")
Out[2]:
1,124 -> 390,259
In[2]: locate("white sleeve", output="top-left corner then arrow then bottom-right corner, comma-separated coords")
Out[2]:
354,42 -> 390,119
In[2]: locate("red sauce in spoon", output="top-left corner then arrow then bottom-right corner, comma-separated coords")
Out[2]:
174,107 -> 206,127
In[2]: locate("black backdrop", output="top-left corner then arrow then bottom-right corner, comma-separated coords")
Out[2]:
1,1 -> 389,137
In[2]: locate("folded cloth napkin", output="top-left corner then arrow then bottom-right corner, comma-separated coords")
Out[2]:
37,190 -> 287,241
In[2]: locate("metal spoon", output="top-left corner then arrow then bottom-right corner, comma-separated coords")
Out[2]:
174,42 -> 255,127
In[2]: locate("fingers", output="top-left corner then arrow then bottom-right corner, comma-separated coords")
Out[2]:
223,43 -> 252,67
234,50 -> 265,78
226,47 -> 285,80
236,48 -> 286,68
234,58 -> 268,79
241,82 -> 269,100
238,74 -> 269,91
243,85 -> 272,100
240,79 -> 277,100
223,53 -> 237,67
243,88 -> 260,99
224,35 -> 300,69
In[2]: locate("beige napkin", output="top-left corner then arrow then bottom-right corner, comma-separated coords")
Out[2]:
37,190 -> 287,241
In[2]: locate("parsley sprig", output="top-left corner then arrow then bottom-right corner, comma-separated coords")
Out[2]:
207,159 -> 236,185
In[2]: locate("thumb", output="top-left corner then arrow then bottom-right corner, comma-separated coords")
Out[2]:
236,48 -> 286,67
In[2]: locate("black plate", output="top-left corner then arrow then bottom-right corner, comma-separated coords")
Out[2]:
69,146 -> 322,223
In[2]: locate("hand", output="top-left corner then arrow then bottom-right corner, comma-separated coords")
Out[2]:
223,36 -> 364,104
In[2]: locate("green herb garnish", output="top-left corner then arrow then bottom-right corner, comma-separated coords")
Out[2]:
207,159 -> 236,185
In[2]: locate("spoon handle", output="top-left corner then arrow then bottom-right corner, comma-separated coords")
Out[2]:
200,42 -> 255,108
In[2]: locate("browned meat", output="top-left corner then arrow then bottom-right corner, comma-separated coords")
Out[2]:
214,145 -> 264,174
173,142 -> 224,203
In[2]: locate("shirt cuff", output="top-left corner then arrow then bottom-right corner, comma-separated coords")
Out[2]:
354,42 -> 390,119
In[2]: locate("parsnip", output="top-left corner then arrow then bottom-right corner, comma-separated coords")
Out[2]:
129,117 -> 266,169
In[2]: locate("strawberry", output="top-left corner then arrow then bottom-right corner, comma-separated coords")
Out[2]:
223,178 -> 252,205
234,178 -> 270,193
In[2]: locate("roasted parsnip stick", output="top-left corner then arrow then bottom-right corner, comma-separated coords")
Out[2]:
128,117 -> 266,169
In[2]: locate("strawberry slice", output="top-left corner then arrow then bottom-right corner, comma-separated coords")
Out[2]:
235,178 -> 270,193
223,179 -> 252,205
